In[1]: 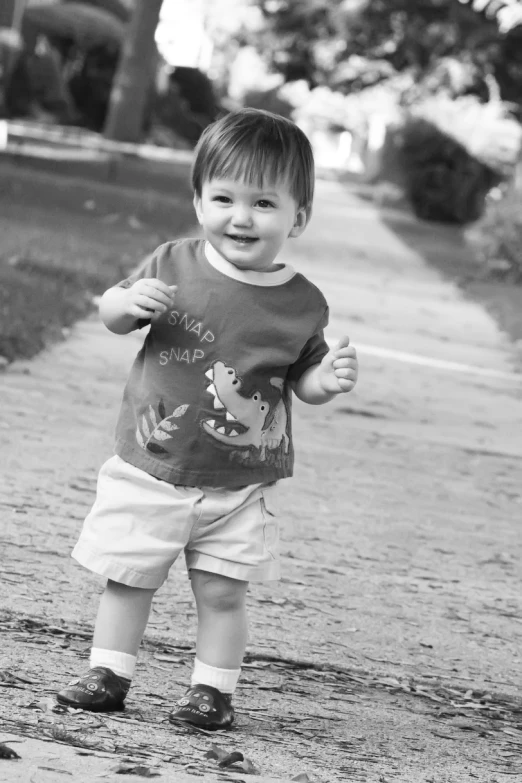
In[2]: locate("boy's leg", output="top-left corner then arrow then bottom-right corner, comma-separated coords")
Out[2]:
57,579 -> 156,711
192,569 -> 248,670
169,569 -> 248,729
93,579 -> 156,655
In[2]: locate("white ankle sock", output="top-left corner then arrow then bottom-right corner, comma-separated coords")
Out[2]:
191,658 -> 241,694
90,648 -> 136,681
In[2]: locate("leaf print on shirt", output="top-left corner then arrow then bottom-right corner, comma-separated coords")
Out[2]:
136,402 -> 189,455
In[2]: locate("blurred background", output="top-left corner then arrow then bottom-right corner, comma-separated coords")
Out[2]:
1,0 -> 522,223
2,0 -> 522,363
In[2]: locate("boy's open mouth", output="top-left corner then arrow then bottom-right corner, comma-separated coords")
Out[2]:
225,234 -> 258,244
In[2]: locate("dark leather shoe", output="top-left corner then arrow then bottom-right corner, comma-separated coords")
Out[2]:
169,684 -> 234,730
56,667 -> 129,712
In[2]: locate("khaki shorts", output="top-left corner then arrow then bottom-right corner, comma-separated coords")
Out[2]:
72,456 -> 280,588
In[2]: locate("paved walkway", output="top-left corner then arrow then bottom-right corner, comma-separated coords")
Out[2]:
1,180 -> 522,782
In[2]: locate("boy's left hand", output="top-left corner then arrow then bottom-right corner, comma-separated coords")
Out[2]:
318,336 -> 358,394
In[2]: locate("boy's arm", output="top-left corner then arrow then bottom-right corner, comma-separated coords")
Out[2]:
292,336 -> 358,405
99,279 -> 176,335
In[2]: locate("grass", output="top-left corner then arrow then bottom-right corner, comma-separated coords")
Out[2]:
0,260 -> 109,361
1,163 -> 521,368
0,168 -> 195,362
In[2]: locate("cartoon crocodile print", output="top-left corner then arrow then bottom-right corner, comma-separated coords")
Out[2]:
202,362 -> 289,458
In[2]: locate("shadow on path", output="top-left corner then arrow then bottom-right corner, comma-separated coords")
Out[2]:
371,193 -> 522,368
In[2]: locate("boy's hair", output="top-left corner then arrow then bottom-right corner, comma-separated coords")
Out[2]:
191,109 -> 315,217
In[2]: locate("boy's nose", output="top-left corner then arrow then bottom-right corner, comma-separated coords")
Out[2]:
230,206 -> 253,227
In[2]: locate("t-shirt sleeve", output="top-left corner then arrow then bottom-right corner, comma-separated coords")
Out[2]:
116,247 -> 162,290
287,306 -> 330,382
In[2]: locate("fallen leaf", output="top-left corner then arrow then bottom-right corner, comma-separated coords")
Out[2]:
49,725 -> 79,743
0,742 -> 21,760
219,751 -> 244,768
30,696 -> 66,713
153,654 -> 184,664
0,669 -> 34,684
204,743 -> 228,763
221,755 -> 259,774
242,662 -> 273,669
111,761 -> 161,777
237,757 -> 260,774
292,774 -> 312,782
205,744 -> 259,775
257,597 -> 287,605
450,718 -> 486,731
36,767 -> 72,776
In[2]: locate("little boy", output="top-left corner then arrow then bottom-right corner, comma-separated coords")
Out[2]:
57,108 -> 358,730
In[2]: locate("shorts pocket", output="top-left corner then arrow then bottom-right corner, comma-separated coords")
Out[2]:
260,486 -> 279,559
260,483 -> 279,517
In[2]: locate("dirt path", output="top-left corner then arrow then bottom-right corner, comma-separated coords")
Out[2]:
1,181 -> 522,782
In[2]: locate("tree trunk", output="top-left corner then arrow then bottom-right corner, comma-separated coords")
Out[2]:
0,0 -> 26,29
103,0 -> 163,142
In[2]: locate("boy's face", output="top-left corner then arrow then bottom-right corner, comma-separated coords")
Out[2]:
194,177 -> 308,272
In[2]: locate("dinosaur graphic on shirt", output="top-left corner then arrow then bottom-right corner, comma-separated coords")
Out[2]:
202,361 -> 289,460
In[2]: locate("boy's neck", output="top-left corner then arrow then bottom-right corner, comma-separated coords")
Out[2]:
205,241 -> 282,273
203,242 -> 294,287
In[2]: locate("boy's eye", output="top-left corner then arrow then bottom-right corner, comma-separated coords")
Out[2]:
257,200 -> 275,208
213,195 -> 231,203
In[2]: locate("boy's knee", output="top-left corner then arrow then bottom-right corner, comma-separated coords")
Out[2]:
191,570 -> 247,612
106,579 -> 156,597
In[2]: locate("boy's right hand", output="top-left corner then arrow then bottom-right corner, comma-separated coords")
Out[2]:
124,279 -> 177,320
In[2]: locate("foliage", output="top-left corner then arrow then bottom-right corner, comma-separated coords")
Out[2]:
457,0 -> 522,35
249,0 -> 522,111
403,94 -> 522,176
23,3 -> 125,50
334,0 -> 493,73
251,0 -> 340,86
16,1 -> 163,138
17,2 -> 126,128
153,67 -> 221,146
242,86 -> 294,118
62,0 -> 133,23
67,45 -> 119,130
287,75 -> 409,132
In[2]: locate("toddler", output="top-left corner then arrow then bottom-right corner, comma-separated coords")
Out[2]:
57,108 -> 358,730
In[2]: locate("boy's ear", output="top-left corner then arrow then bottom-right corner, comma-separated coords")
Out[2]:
288,207 -> 309,238
193,193 -> 203,225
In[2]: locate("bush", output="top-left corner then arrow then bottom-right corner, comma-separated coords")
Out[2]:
153,67 -> 221,146
398,96 -> 522,224
400,116 -> 498,224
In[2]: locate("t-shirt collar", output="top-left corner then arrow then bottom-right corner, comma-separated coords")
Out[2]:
204,241 -> 295,287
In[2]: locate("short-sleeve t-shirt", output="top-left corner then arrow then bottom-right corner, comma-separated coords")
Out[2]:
114,238 -> 329,487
